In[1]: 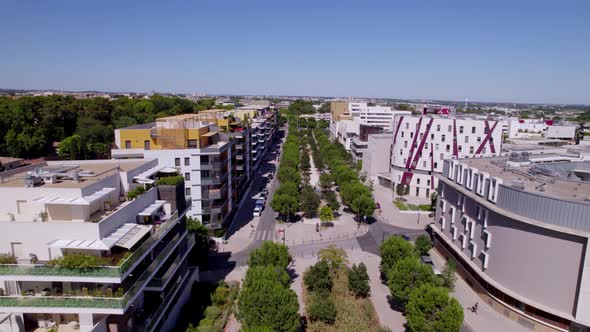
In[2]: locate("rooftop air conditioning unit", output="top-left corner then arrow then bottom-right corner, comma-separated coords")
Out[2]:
511,179 -> 525,190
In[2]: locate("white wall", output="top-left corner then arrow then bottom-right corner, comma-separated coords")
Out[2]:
362,134 -> 392,178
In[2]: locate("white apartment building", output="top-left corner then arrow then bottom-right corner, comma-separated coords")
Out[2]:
348,102 -> 402,131
385,115 -> 504,201
507,118 -> 577,140
0,159 -> 195,332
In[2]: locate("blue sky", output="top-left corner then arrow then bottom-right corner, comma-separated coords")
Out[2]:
1,0 -> 589,104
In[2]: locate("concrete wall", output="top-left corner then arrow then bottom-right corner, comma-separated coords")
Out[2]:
362,134 -> 392,178
438,183 -> 586,317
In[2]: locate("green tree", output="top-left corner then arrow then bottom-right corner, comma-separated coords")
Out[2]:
348,263 -> 370,297
414,235 -> 433,256
440,260 -> 458,290
248,241 -> 291,270
319,173 -> 333,191
355,159 -> 362,171
300,185 -> 320,218
387,256 -> 436,305
304,259 -> 332,292
324,191 -> 340,212
318,244 -> 348,271
430,192 -> 438,212
307,290 -> 337,324
271,194 -> 300,221
113,116 -> 138,128
58,134 -> 85,160
246,265 -> 291,288
319,206 -> 334,223
380,235 -> 417,273
238,275 -> 300,332
405,284 -> 464,332
278,167 -> 301,184
396,183 -> 409,198
350,194 -> 376,221
186,217 -> 210,262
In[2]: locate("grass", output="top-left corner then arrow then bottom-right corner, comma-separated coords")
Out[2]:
394,200 -> 432,212
304,267 -> 381,332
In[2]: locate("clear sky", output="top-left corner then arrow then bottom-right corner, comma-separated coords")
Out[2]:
1,0 -> 589,104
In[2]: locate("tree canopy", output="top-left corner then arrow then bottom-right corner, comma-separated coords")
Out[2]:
405,284 -> 464,332
247,241 -> 292,270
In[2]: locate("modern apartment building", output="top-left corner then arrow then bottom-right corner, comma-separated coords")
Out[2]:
384,115 -> 504,201
112,110 -> 278,229
112,114 -> 236,229
330,101 -> 410,151
350,124 -> 385,162
433,151 -> 590,331
507,118 -> 577,141
0,159 -> 195,332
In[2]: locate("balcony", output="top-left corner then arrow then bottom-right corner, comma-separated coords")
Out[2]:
235,154 -> 244,160
0,210 -> 181,280
236,144 -> 243,150
146,236 -> 194,290
208,184 -> 228,199
0,231 -> 191,312
201,173 -> 228,186
199,161 -> 224,170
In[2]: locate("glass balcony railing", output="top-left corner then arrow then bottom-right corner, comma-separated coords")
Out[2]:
0,211 -> 180,278
147,236 -> 194,289
0,231 -> 191,310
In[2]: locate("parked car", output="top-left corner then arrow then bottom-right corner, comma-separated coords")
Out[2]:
420,255 -> 442,275
253,202 -> 264,217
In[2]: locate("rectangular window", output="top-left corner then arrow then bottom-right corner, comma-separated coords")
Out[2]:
472,127 -> 476,134
459,126 -> 464,134
441,135 -> 446,142
434,162 -> 438,169
406,123 -> 409,129
185,187 -> 191,196
415,187 -> 420,196
400,149 -> 403,155
469,146 -> 474,153
125,141 -> 131,149
401,132 -> 404,138
185,172 -> 191,181
417,178 -> 421,185
427,179 -> 431,186
175,158 -> 180,167
477,137 -> 482,143
426,188 -> 430,197
430,133 -> 434,140
404,141 -> 408,148
423,161 -> 427,167
410,132 -> 414,138
437,124 -> 441,131
446,145 -> 450,152
435,143 -> 439,150
184,157 -> 190,166
465,136 -> 469,143
448,125 -> 452,132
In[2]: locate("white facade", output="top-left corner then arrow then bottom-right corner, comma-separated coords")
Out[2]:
546,125 -> 577,139
389,115 -> 503,201
507,118 -> 576,140
362,133 -> 393,179
348,102 -> 409,132
0,159 -> 195,332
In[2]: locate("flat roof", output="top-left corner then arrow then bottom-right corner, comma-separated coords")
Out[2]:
156,114 -> 200,121
0,157 -> 24,163
456,156 -> 590,203
0,160 -> 152,189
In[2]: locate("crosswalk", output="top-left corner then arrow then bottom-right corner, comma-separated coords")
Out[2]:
253,229 -> 275,241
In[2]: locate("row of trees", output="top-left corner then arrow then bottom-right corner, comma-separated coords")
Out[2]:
0,95 -> 220,159
237,241 -> 300,331
380,235 -> 463,331
312,128 -> 376,221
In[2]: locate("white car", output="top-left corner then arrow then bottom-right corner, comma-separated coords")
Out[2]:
253,205 -> 263,217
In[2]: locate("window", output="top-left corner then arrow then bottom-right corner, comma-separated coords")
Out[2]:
430,133 -> 434,140
465,136 -> 469,143
400,149 -> 403,155
144,140 -> 150,150
426,188 -> 430,197
415,187 -> 420,196
446,145 -> 450,152
437,124 -> 441,131
125,140 -> 131,149
448,125 -> 452,132
434,162 -> 438,169
472,127 -> 476,134
419,133 -> 423,140
401,132 -> 404,138
201,155 -> 209,163
484,126 -> 489,134
175,158 -> 180,167
185,187 -> 191,196
440,153 -> 444,159
417,178 -> 421,185
185,172 -> 191,181
184,157 -> 190,166
423,161 -> 427,167
477,137 -> 482,143
458,145 -> 462,152
469,146 -> 474,154
459,126 -> 464,134
435,143 -> 439,150
410,132 -> 414,138
406,123 -> 409,129
404,141 -> 408,148
441,134 -> 447,142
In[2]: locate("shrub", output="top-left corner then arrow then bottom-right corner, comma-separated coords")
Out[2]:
307,290 -> 337,324
156,175 -> 184,186
324,191 -> 340,212
304,260 -> 332,292
440,260 -> 458,290
0,253 -> 17,264
127,186 -> 146,200
211,283 -> 229,306
47,254 -> 107,270
318,244 -> 348,271
414,235 -> 433,256
319,206 -> 334,223
348,263 -> 370,298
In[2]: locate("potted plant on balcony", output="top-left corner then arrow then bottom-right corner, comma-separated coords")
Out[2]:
39,211 -> 49,222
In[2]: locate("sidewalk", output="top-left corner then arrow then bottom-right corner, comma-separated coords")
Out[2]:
429,249 -> 529,332
372,183 -> 430,230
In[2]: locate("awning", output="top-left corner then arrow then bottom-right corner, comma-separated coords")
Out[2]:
34,188 -> 116,206
202,131 -> 218,137
134,165 -> 161,183
159,167 -> 178,174
115,225 -> 152,249
138,200 -> 166,217
48,239 -> 110,251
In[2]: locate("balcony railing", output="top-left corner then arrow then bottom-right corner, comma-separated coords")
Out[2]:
208,184 -> 228,199
0,211 -> 180,279
147,236 -> 194,289
0,231 -> 190,310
